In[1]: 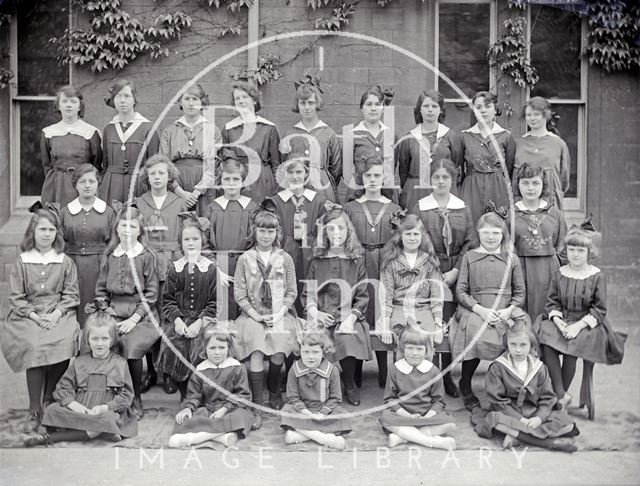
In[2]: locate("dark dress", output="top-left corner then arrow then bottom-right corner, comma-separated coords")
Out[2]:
173,358 -> 253,437
41,353 -> 137,438
280,359 -> 352,433
41,120 -> 103,206
100,113 -> 160,203
60,197 -> 115,326
158,256 -> 220,383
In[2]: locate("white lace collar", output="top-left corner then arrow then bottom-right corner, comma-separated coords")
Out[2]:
20,249 -> 65,264
354,195 -> 391,204
196,357 -> 241,371
67,197 -> 107,215
173,255 -> 215,273
108,112 -> 150,125
225,115 -> 274,130
351,120 -> 390,135
277,188 -> 317,202
409,123 -> 450,142
418,194 -> 466,211
293,120 -> 328,132
113,242 -> 145,258
515,200 -> 548,211
42,119 -> 100,140
494,353 -> 543,387
463,122 -> 508,136
214,195 -> 252,210
559,264 -> 600,280
176,115 -> 208,129
395,358 -> 433,375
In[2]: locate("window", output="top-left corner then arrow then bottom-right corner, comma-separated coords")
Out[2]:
10,0 -> 71,209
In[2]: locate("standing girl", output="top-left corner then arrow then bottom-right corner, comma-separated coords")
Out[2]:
513,163 -> 567,320
94,202 -> 160,419
459,91 -> 516,224
396,90 -> 462,210
158,213 -> 220,399
100,79 -> 160,203
302,207 -> 371,406
233,208 -> 299,427
169,330 -> 253,448
41,86 -> 102,206
415,159 -> 475,397
280,331 -> 351,450
222,81 -> 280,203
1,203 -> 80,433
279,76 -> 342,202
449,212 -> 529,410
26,310 -> 137,446
160,83 -> 221,215
344,156 -> 401,387
60,164 -> 115,326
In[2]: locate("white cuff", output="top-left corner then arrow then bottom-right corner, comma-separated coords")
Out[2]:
548,310 -> 563,320
582,315 -> 598,329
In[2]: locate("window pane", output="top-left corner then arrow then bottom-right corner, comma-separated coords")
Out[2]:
530,6 -> 581,99
438,3 -> 491,99
443,102 -> 473,132
17,0 -> 69,96
20,101 -> 59,196
551,104 -> 579,198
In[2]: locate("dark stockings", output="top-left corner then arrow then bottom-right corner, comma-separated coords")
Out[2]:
542,345 -> 577,397
460,359 -> 480,396
340,357 -> 358,389
128,359 -> 143,398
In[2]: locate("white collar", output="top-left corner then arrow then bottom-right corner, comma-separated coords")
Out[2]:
20,249 -> 65,264
277,188 -> 317,202
67,197 -> 107,215
42,119 -> 100,140
176,115 -> 208,129
559,264 -> 600,280
225,115 -> 274,130
394,359 -> 433,375
463,122 -> 507,136
196,357 -> 241,371
515,200 -> 548,211
173,255 -> 214,273
113,241 -> 145,258
473,246 -> 502,255
108,112 -> 149,125
495,353 -> 543,387
293,120 -> 328,132
418,194 -> 466,211
409,123 -> 449,141
214,195 -> 252,210
351,120 -> 389,134
522,130 -> 559,139
354,195 -> 392,204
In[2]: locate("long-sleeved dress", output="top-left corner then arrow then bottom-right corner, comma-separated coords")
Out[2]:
449,248 -> 530,361
302,255 -> 371,362
396,124 -> 462,210
514,132 -> 570,210
344,195 -> 401,351
280,358 -> 352,433
222,116 -> 280,203
60,197 -> 114,327
41,120 -> 103,206
160,115 -> 221,215
475,353 -> 576,439
94,242 -> 159,359
535,265 -> 625,365
459,123 -> 516,224
279,120 -> 342,202
173,357 -> 253,437
379,358 -> 453,429
41,353 -> 137,438
513,200 -> 566,321
232,248 -> 299,360
158,255 -> 220,383
100,113 -> 160,203
1,250 -> 80,372
206,195 -> 260,320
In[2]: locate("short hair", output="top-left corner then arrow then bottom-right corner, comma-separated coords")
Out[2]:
359,85 -> 384,109
84,310 -> 118,345
414,90 -> 446,124
138,154 -> 180,191
71,163 -> 101,188
204,327 -> 234,348
218,157 -> 248,185
21,210 -> 65,253
55,85 -> 85,118
523,96 -> 552,121
105,79 -> 136,108
292,84 -> 324,113
513,162 -> 549,200
503,322 -> 539,356
472,90 -> 502,117
430,158 -> 458,181
294,330 -> 335,356
565,227 -> 601,260
250,210 -> 282,248
399,328 -> 434,359
231,81 -> 261,112
354,154 -> 384,187
180,83 -> 209,109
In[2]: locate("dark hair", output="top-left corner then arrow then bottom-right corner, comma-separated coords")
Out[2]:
178,222 -> 206,254
381,214 -> 439,271
55,85 -> 85,118
104,205 -> 153,256
476,212 -> 513,255
430,159 -> 457,182
293,330 -> 335,356
180,83 -> 209,109
72,163 -> 101,188
231,81 -> 261,112
472,91 -> 501,117
250,210 -> 283,248
399,328 -> 434,359
354,154 -> 384,187
21,210 -> 65,253
359,85 -> 384,109
105,79 -> 136,109
292,84 -> 324,113
565,227 -> 601,260
138,154 -> 180,192
523,96 -> 552,122
313,209 -> 364,259
204,328 -> 234,347
414,90 -> 446,124
217,156 -> 248,185
513,163 -> 549,200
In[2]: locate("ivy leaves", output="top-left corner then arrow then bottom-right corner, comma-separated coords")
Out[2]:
488,17 -> 539,89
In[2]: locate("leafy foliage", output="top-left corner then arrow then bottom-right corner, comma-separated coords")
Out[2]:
488,17 -> 539,89
233,53 -> 283,86
314,1 -> 359,31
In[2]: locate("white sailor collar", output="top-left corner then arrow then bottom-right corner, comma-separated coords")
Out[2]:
463,122 -> 507,136
293,358 -> 333,378
214,195 -> 252,210
395,358 -> 433,375
42,119 -> 100,140
515,200 -> 548,211
294,120 -> 328,132
409,123 -> 450,142
559,264 -> 601,280
225,115 -> 274,130
108,112 -> 150,125
495,353 -> 543,387
196,357 -> 242,371
20,249 -> 65,264
351,120 -> 390,134
176,115 -> 208,129
418,194 -> 466,211
354,195 -> 392,204
113,241 -> 145,258
67,197 -> 107,215
277,188 -> 317,202
173,255 -> 215,273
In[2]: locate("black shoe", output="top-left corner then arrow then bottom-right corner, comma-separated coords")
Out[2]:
269,391 -> 284,410
131,397 -> 145,420
462,393 -> 480,411
251,411 -> 263,430
23,432 -> 50,448
344,387 -> 361,406
163,375 -> 178,395
443,375 -> 460,398
22,410 -> 42,433
549,438 -> 578,453
140,373 -> 157,394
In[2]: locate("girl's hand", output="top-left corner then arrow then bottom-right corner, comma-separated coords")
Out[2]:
210,407 -> 228,419
563,322 -> 585,340
300,409 -> 314,416
117,318 -> 138,335
474,305 -> 500,324
497,308 -> 512,322
175,318 -> 188,337
443,269 -> 459,288
395,408 -> 412,417
40,310 -> 63,330
186,319 -> 203,339
217,270 -> 234,288
336,315 -> 356,334
310,308 -> 334,328
175,408 -> 192,424
520,416 -> 542,429
424,410 -> 438,419
29,312 -> 45,328
552,316 -> 568,332
377,328 -> 394,345
88,404 -> 110,416
264,310 -> 286,328
67,401 -> 90,414
184,191 -> 200,208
